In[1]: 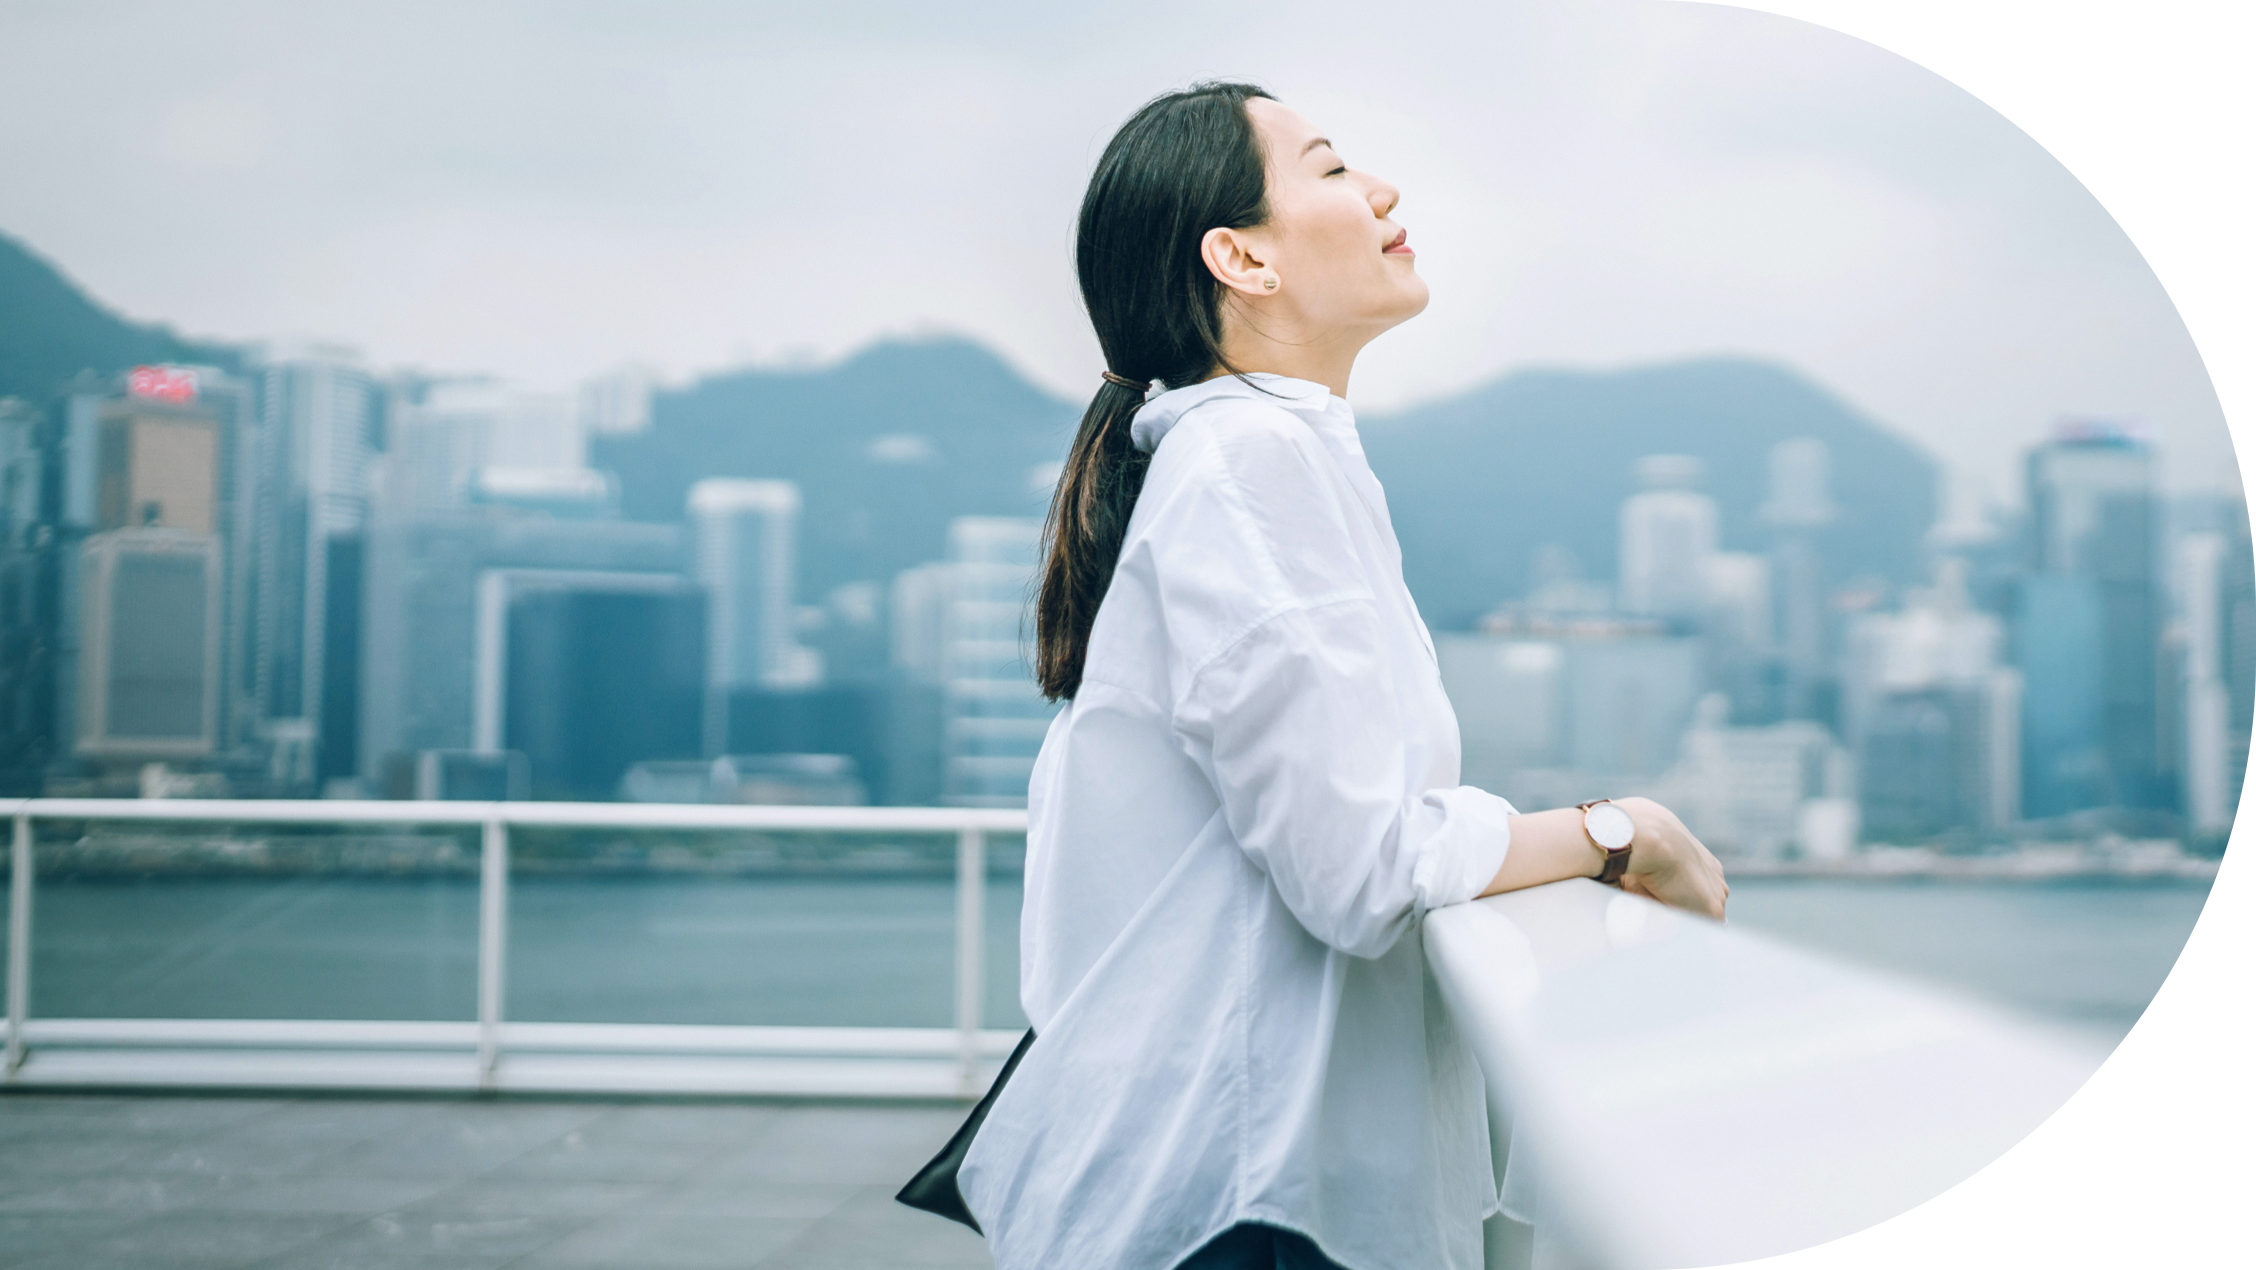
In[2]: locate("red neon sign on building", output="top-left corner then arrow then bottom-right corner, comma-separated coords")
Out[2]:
127,365 -> 199,404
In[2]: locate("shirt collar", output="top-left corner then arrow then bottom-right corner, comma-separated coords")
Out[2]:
1129,372 -> 1351,454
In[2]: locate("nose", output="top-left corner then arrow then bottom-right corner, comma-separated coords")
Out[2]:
1369,177 -> 1400,219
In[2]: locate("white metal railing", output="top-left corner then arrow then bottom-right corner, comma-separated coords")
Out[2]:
1427,879 -> 2113,1270
0,798 -> 1027,1099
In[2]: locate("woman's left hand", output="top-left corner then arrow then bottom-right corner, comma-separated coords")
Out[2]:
1612,796 -> 1729,920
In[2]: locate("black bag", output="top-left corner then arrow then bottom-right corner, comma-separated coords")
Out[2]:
893,1029 -> 1036,1232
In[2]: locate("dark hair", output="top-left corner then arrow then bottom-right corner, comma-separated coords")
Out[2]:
1034,81 -> 1274,701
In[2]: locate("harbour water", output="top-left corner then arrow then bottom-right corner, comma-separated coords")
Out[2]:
11,871 -> 2214,1049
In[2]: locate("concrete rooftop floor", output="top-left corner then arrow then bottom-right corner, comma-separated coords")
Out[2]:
0,1093 -> 994,1269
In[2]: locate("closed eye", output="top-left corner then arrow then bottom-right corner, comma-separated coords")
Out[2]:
1325,165 -> 1347,177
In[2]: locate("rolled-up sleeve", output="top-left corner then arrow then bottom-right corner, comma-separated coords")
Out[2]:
1174,596 -> 1514,959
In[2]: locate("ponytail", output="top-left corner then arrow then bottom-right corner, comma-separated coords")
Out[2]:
1035,380 -> 1153,699
1033,81 -> 1273,701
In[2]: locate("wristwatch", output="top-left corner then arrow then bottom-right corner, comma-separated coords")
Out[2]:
1577,799 -> 1635,886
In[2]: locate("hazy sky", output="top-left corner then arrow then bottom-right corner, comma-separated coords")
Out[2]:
0,0 -> 2230,503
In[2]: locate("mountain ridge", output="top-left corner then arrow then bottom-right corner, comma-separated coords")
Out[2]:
0,231 -> 242,402
1,230 -> 1937,628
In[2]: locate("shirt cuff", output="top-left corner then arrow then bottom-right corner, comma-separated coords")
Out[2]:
1409,785 -> 1517,911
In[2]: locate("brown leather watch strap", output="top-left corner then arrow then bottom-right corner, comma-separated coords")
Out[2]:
1576,799 -> 1634,887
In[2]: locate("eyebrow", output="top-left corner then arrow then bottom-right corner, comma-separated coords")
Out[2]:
1300,137 -> 1335,157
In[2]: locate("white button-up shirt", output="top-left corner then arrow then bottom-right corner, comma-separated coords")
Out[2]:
958,373 -> 1514,1269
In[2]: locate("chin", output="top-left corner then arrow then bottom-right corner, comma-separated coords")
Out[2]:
1392,277 -> 1432,323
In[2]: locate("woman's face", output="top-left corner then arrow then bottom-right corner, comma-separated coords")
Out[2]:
1238,97 -> 1428,337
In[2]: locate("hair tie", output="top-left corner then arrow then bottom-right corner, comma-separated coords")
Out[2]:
1101,370 -> 1151,394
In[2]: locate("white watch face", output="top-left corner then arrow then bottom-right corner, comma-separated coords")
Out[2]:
1585,802 -> 1635,851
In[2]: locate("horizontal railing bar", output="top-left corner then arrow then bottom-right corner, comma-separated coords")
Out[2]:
3,1050 -> 1004,1099
503,1023 -> 1025,1057
24,1019 -> 477,1049
19,1018 -> 1026,1059
0,798 -> 1029,834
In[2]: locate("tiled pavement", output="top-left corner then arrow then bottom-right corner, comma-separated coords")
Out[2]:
0,1094 -> 994,1269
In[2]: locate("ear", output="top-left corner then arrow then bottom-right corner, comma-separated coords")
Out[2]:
1201,226 -> 1275,298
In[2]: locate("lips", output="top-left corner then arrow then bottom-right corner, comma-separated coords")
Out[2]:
1383,228 -> 1411,254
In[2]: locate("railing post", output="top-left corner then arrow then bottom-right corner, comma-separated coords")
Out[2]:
954,825 -> 985,1098
476,814 -> 508,1091
6,813 -> 30,1078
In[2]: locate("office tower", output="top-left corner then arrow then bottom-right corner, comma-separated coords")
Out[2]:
1701,550 -> 1775,721
1760,438 -> 1838,722
357,511 -> 687,786
884,561 -> 955,805
579,365 -> 657,439
96,380 -> 222,533
2177,504 -> 2254,838
75,529 -> 222,764
690,479 -> 821,757
1439,638 -> 1565,790
0,399 -> 47,789
2021,420 -> 2163,812
381,387 -> 493,517
1656,693 -> 1847,859
380,382 -> 585,516
60,367 -> 256,784
249,349 -> 377,788
690,479 -> 812,692
940,517 -> 1054,807
501,580 -> 705,799
2224,495 -> 2256,824
1846,561 -> 2022,837
1618,455 -> 1715,621
1438,615 -> 1704,810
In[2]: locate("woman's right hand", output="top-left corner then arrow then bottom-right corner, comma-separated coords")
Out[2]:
1612,796 -> 1729,920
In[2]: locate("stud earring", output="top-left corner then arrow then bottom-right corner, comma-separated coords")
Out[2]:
1261,274 -> 1279,291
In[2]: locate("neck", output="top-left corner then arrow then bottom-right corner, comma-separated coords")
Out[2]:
1209,316 -> 1371,399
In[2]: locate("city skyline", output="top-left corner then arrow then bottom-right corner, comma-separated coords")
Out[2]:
0,0 -> 2234,504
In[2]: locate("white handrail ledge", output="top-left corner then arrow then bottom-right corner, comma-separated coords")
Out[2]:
1426,879 -> 2109,1270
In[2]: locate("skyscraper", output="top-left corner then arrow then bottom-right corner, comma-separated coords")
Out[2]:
2174,523 -> 2246,834
1760,437 -> 1837,722
248,349 -> 377,788
357,511 -> 687,784
2021,420 -> 2164,812
939,517 -> 1054,808
0,398 -> 48,790
1843,560 -> 2021,837
689,478 -> 820,756
1618,455 -> 1715,621
75,529 -> 222,765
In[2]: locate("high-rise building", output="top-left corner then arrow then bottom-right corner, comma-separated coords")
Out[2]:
884,561 -> 955,805
1760,437 -> 1838,723
689,479 -> 821,756
500,579 -> 705,800
578,365 -> 657,440
1439,614 -> 1704,810
1846,561 -> 2022,837
1618,455 -> 1715,621
0,398 -> 49,790
75,529 -> 222,765
56,367 -> 255,786
1648,693 -> 1849,859
939,517 -> 1054,807
2174,527 -> 2246,834
1700,549 -> 1775,721
358,511 -> 687,784
690,480 -> 813,692
247,349 -> 378,788
379,382 -> 585,516
2021,420 -> 2164,812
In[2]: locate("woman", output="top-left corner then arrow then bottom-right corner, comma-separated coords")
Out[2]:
957,82 -> 1729,1270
